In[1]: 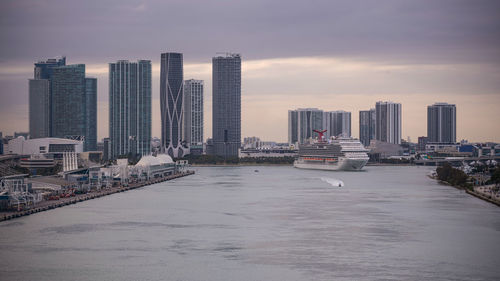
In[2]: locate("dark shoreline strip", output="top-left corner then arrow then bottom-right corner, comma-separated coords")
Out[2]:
466,189 -> 500,207
0,171 -> 195,222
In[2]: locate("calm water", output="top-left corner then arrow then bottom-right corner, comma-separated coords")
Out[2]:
1,166 -> 500,281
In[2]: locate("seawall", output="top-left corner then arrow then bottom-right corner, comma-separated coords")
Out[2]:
0,171 -> 195,222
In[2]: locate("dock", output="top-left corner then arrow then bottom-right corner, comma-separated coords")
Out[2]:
0,170 -> 195,222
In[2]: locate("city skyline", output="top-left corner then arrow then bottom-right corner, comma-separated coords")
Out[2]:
3,57 -> 499,144
1,1 -> 500,143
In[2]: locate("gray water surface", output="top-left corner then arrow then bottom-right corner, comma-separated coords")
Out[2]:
1,166 -> 499,281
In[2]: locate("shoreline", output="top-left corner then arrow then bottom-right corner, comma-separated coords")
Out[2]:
0,171 -> 195,222
190,163 -> 292,167
429,175 -> 500,207
191,163 -> 414,167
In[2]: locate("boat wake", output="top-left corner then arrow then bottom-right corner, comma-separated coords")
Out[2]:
321,177 -> 344,187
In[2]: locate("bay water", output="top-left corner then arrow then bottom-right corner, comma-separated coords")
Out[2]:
1,166 -> 499,281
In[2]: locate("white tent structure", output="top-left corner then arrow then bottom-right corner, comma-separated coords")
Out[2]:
133,154 -> 176,180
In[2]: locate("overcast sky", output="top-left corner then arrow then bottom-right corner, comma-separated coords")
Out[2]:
1,0 -> 499,142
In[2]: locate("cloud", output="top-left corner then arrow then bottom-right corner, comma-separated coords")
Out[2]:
1,0 -> 500,142
1,0 -> 499,64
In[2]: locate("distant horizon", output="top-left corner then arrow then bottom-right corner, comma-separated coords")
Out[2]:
1,0 -> 499,143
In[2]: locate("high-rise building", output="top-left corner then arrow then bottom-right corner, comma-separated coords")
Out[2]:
183,79 -> 204,155
85,78 -> 97,151
375,101 -> 402,145
160,52 -> 187,158
417,136 -> 428,151
288,108 -> 324,144
212,53 -> 241,158
29,57 -> 66,139
109,60 -> 152,159
34,57 -> 66,79
51,64 -> 97,151
103,138 -> 111,162
359,108 -> 376,147
324,111 -> 351,138
288,110 -> 298,145
427,103 -> 456,143
29,79 -> 50,139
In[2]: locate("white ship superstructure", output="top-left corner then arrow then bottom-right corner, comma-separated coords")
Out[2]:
294,136 -> 369,171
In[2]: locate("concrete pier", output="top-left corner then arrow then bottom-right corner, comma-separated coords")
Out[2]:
0,171 -> 195,222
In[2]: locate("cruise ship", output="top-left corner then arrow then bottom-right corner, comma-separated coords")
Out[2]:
293,131 -> 369,171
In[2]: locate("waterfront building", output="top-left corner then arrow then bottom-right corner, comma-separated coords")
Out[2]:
160,52 -> 187,158
109,60 -> 152,159
50,64 -> 97,151
243,137 -> 261,149
427,103 -> 456,143
368,140 -> 404,159
375,101 -> 402,145
133,154 -> 176,180
288,108 -> 324,145
29,57 -> 66,139
212,53 -> 241,158
7,136 -> 83,156
359,108 -> 376,147
324,110 -> 351,138
183,79 -> 204,155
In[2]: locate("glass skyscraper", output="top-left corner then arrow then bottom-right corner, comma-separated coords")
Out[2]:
324,111 -> 351,138
375,101 -> 402,145
29,57 -> 66,139
183,79 -> 204,155
109,60 -> 152,159
359,108 -> 376,147
160,52 -> 187,158
288,108 -> 324,145
51,64 -> 97,151
288,110 -> 299,145
427,103 -> 456,143
212,53 -> 241,158
85,78 -> 97,151
29,79 -> 50,139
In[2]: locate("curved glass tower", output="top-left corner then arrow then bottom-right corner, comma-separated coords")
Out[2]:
160,52 -> 187,158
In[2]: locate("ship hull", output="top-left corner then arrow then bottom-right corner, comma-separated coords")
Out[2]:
293,157 -> 368,171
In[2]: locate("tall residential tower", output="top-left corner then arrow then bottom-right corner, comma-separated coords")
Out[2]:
375,101 -> 401,145
183,79 -> 204,155
359,108 -> 376,147
29,57 -> 66,139
324,110 -> 351,138
160,52 -> 187,158
427,103 -> 456,143
109,60 -> 152,159
288,108 -> 324,145
50,64 -> 97,151
212,53 -> 241,158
